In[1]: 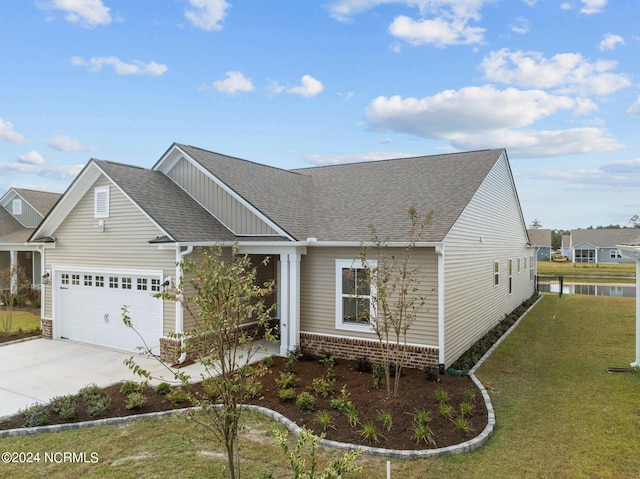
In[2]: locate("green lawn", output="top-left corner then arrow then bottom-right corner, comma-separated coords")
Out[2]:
2,295 -> 639,478
1,310 -> 41,334
537,260 -> 636,279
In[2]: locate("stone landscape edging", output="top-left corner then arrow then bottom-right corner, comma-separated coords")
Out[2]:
0,296 -> 543,457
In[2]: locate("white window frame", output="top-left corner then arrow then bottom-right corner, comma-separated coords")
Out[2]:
12,199 -> 22,215
94,186 -> 110,218
493,261 -> 499,286
335,259 -> 376,333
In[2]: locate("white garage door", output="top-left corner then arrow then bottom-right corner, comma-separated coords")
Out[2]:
56,269 -> 163,354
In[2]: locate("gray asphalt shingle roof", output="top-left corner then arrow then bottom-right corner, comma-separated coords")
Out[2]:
176,145 -> 505,242
12,188 -> 61,217
89,146 -> 508,244
528,229 -> 552,247
571,228 -> 640,248
94,159 -> 236,243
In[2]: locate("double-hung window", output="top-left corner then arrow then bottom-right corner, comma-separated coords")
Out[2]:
336,259 -> 375,331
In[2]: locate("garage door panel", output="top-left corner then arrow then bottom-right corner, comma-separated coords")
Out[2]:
56,270 -> 163,354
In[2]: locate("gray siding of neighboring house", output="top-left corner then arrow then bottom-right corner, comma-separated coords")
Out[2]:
43,176 -> 177,335
299,246 -> 439,347
442,153 -> 535,366
1,191 -> 42,228
536,247 -> 551,261
166,156 -> 278,236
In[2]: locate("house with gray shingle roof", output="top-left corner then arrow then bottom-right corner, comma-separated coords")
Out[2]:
527,229 -> 552,261
29,143 -> 535,368
0,188 -> 61,292
568,228 -> 640,263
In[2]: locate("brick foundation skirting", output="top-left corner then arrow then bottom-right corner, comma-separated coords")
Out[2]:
41,319 -> 52,339
300,333 -> 439,369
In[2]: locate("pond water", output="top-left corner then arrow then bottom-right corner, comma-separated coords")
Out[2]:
538,282 -> 636,297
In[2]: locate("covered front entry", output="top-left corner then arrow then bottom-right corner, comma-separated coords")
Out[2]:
54,268 -> 164,353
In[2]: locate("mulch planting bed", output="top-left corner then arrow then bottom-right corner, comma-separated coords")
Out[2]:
0,354 -> 487,451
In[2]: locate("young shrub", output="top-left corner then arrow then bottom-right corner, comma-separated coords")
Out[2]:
155,382 -> 172,395
344,403 -> 359,427
50,394 -> 78,421
412,422 -> 437,446
360,422 -> 382,444
296,391 -> 316,412
311,377 -> 335,398
275,371 -> 298,390
86,395 -> 112,418
414,409 -> 431,426
315,410 -> 335,431
279,388 -> 296,402
261,356 -> 274,368
356,356 -> 372,373
435,388 -> 449,403
439,403 -> 455,420
460,401 -> 475,417
21,404 -> 50,427
120,380 -> 143,395
167,387 -> 190,406
242,377 -> 263,399
319,354 -> 336,380
463,389 -> 476,403
453,416 -> 473,435
378,410 -> 393,431
372,364 -> 386,390
79,383 -> 103,402
285,352 -> 298,371
329,385 -> 353,413
126,392 -> 147,410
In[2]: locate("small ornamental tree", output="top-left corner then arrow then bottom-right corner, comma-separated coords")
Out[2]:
123,242 -> 275,479
357,206 -> 432,398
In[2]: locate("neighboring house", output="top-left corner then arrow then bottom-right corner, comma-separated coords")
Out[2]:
569,229 -> 640,263
0,188 -> 61,292
528,229 -> 552,261
29,144 -> 535,369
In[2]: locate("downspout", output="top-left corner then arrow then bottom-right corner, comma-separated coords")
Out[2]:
436,244 -> 445,373
175,245 -> 193,364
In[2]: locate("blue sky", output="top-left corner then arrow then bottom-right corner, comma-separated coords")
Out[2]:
0,0 -> 638,230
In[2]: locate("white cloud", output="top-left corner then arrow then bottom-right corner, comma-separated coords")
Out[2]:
389,14 -> 485,47
185,0 -> 230,31
480,49 -> 631,96
510,17 -> 529,34
71,56 -> 168,76
627,96 -> 640,117
267,80 -> 285,95
18,151 -> 45,166
205,71 -> 254,94
288,75 -> 324,98
447,127 -> 622,157
599,33 -> 624,51
0,161 -> 84,180
46,0 -> 111,27
580,0 -> 607,14
364,86 -> 621,157
365,86 -> 586,137
307,150 -> 418,165
48,134 -> 97,152
0,118 -> 26,144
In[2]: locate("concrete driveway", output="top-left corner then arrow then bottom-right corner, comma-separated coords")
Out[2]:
0,338 -> 210,419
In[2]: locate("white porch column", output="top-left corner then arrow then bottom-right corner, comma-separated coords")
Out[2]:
9,249 -> 17,295
278,254 -> 290,355
287,251 -> 301,354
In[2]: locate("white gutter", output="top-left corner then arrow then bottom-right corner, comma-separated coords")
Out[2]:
435,245 -> 446,369
159,239 -> 443,249
175,245 -> 194,364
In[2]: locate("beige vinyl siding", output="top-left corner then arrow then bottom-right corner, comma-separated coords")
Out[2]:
1,192 -> 42,228
300,246 -> 439,346
43,176 -> 177,335
443,153 -> 535,366
167,157 -> 277,236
